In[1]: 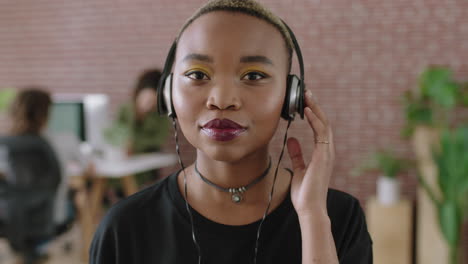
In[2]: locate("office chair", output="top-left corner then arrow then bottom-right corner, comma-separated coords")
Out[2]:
0,135 -> 61,264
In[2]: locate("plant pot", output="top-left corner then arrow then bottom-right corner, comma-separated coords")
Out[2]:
377,176 -> 400,205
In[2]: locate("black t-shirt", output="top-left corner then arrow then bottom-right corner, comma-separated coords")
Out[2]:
90,171 -> 372,264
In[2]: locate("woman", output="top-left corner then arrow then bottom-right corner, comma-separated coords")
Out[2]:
90,1 -> 372,263
0,88 -> 61,264
113,69 -> 170,155
104,69 -> 170,197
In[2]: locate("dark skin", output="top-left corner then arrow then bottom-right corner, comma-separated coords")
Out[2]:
173,11 -> 338,263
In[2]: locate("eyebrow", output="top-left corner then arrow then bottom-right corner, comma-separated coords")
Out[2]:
182,53 -> 213,63
240,55 -> 273,65
181,53 -> 274,66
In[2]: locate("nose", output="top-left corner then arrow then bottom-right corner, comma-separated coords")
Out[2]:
206,82 -> 242,111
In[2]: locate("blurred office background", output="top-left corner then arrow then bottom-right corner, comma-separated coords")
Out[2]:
0,0 -> 467,263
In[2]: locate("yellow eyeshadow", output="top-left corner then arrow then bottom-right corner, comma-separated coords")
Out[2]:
184,64 -> 212,75
240,66 -> 269,76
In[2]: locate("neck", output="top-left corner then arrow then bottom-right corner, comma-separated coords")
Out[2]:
195,148 -> 271,189
178,146 -> 292,225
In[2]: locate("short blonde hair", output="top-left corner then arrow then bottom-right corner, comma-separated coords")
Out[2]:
177,0 -> 294,69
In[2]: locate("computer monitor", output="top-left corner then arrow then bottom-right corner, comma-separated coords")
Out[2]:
48,101 -> 86,141
47,94 -> 110,148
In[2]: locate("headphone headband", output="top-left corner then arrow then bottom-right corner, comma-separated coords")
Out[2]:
157,19 -> 306,120
280,19 -> 305,90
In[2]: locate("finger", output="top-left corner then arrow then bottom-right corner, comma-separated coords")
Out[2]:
304,107 -> 328,138
304,90 -> 329,126
287,137 -> 306,173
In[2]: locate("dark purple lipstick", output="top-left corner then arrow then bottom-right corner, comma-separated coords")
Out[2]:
202,119 -> 246,141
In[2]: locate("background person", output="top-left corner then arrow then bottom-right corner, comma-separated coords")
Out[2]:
103,69 -> 170,203
109,69 -> 170,156
0,88 -> 61,264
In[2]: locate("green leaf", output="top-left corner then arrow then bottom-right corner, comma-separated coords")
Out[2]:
419,67 -> 458,109
430,126 -> 468,251
403,91 -> 433,124
438,201 -> 461,248
418,171 -> 440,205
0,88 -> 16,111
353,149 -> 412,178
457,83 -> 468,106
400,124 -> 414,138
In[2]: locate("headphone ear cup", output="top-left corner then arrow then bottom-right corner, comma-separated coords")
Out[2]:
157,73 -> 176,118
281,75 -> 293,120
157,41 -> 177,117
297,79 -> 305,119
281,74 -> 304,120
157,74 -> 167,115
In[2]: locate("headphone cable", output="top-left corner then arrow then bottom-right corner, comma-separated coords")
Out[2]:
172,117 -> 292,264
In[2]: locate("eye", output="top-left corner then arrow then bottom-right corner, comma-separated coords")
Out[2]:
185,70 -> 210,81
242,71 -> 267,81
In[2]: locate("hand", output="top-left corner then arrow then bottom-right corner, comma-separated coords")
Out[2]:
287,89 -> 335,217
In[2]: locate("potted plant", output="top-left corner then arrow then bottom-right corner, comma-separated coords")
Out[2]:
403,65 -> 468,264
352,149 -> 413,205
402,66 -> 467,138
419,126 -> 468,264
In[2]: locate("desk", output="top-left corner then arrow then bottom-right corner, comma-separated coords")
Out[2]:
95,152 -> 178,178
90,152 -> 178,218
78,152 -> 177,261
367,197 -> 413,264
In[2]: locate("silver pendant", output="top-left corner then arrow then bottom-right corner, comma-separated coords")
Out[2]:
231,193 -> 243,203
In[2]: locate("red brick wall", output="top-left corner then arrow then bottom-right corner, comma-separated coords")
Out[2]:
1,0 -> 467,262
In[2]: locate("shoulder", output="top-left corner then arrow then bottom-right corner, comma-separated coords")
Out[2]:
326,188 -> 367,231
326,189 -> 373,262
119,102 -> 133,112
102,176 -> 171,225
90,173 -> 176,262
93,173 -> 178,236
0,134 -> 50,150
326,188 -> 362,213
117,102 -> 134,120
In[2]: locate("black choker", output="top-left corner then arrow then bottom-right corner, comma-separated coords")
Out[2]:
194,158 -> 272,204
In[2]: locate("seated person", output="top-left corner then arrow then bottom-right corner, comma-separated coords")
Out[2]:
0,88 -> 61,264
104,69 -> 170,196
113,69 -> 170,155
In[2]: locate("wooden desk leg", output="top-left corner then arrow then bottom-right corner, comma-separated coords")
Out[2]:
80,177 -> 107,261
75,187 -> 94,262
121,175 -> 138,196
90,177 -> 107,222
70,175 -> 93,262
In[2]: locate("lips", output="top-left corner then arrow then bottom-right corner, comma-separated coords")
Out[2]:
201,119 -> 246,141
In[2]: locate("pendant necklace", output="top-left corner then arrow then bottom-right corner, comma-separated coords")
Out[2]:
194,158 -> 272,204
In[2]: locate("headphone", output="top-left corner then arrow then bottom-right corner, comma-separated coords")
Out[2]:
157,20 -> 305,121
